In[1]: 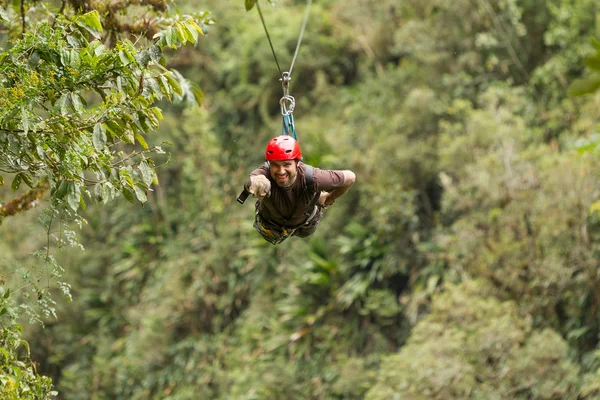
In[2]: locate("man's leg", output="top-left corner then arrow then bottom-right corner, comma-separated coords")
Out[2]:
293,209 -> 323,238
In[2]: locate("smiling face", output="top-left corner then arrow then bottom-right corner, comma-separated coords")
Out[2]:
269,159 -> 298,188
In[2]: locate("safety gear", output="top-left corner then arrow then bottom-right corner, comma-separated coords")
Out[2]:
265,135 -> 302,161
248,175 -> 271,199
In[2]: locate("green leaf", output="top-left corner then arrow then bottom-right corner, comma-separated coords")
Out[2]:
71,93 -> 85,114
0,175 -> 3,186
157,75 -> 172,100
21,107 -> 29,135
75,10 -> 103,39
134,185 -> 147,203
21,173 -> 33,189
93,123 -> 107,151
3,288 -> 10,299
150,107 -> 163,121
119,50 -> 131,66
66,183 -> 79,211
169,27 -> 179,48
165,72 -> 182,96
121,188 -> 135,203
0,6 -> 8,22
591,38 -> 600,51
148,44 -> 162,64
568,75 -> 600,97
176,22 -> 188,45
584,54 -> 600,72
138,161 -> 153,186
245,0 -> 257,11
54,181 -> 69,199
191,84 -> 204,107
0,347 -> 9,362
70,49 -> 81,68
135,133 -> 149,150
188,20 -> 205,36
11,174 -> 22,192
58,94 -> 73,116
0,307 -> 7,316
183,22 -> 198,43
102,183 -> 111,204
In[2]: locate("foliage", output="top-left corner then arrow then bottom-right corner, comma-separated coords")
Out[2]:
0,10 -> 206,222
366,280 -> 582,400
0,290 -> 55,399
1,0 -> 600,398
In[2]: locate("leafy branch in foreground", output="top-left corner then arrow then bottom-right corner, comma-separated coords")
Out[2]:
0,10 -> 208,222
568,38 -> 600,96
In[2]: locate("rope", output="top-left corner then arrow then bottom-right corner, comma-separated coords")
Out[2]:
288,0 -> 313,77
255,0 -> 313,81
256,1 -> 283,78
255,0 -> 313,141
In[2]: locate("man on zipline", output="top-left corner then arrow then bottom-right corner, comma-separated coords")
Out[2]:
244,135 -> 355,245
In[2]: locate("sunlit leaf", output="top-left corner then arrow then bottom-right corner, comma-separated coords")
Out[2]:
21,107 -> 29,135
165,72 -> 182,96
134,133 -> 149,150
66,183 -> 79,211
138,161 -> 153,186
71,93 -> 85,114
188,20 -> 204,36
75,10 -> 103,39
0,6 -> 8,22
176,22 -> 187,45
93,123 -> 107,151
133,185 -> 147,203
183,22 -> 197,43
567,75 -> 600,96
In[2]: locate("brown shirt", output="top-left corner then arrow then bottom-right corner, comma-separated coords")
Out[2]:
246,162 -> 346,228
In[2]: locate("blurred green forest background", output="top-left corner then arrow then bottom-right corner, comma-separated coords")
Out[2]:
2,0 -> 600,398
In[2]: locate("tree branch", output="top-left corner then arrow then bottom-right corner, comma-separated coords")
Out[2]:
0,182 -> 49,221
52,0 -> 68,29
20,0 -> 26,38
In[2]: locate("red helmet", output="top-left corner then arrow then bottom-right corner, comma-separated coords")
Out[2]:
265,135 -> 302,161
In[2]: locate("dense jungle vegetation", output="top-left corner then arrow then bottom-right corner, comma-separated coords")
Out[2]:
1,0 -> 600,398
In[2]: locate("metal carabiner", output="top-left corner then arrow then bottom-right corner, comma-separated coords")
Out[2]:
280,95 -> 295,116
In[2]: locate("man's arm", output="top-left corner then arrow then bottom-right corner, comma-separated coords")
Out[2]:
320,170 -> 355,208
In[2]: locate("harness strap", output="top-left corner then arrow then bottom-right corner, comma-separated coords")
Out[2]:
304,164 -> 320,217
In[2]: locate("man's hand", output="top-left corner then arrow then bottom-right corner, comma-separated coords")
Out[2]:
317,191 -> 335,209
248,175 -> 271,199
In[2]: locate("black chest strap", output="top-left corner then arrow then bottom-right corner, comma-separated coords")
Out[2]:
304,165 -> 320,217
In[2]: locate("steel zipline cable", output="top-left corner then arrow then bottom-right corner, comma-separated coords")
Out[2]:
255,0 -> 313,141
255,0 -> 313,84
